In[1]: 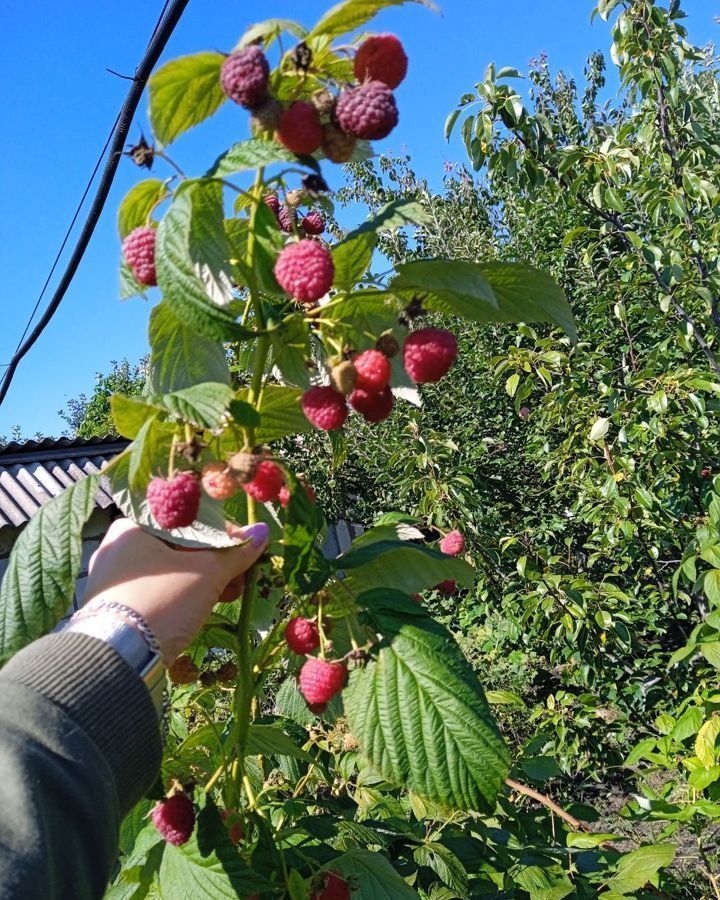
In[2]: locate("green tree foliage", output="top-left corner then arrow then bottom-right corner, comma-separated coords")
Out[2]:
59,358 -> 146,438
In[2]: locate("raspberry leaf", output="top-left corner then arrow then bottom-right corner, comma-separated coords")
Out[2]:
332,232 -> 376,292
346,198 -> 431,238
120,258 -> 148,300
128,414 -> 173,492
283,472 -> 331,595
392,259 -> 499,319
208,138 -> 299,177
160,382 -> 235,430
309,0 -> 439,41
234,385 -> 313,443
0,476 -> 98,661
149,52 -> 227,147
118,179 -> 169,239
327,849 -> 419,899
345,591 -> 510,812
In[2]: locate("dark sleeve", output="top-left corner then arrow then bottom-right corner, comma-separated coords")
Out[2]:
0,631 -> 163,900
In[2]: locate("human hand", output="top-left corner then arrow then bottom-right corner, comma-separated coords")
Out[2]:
84,518 -> 269,664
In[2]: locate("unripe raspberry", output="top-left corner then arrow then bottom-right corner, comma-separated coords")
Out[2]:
277,101 -> 322,154
147,471 -> 201,529
286,189 -> 306,208
250,97 -> 283,135
264,194 -> 281,217
311,870 -> 351,900
151,794 -> 195,846
242,460 -> 284,502
278,204 -> 297,233
216,661 -> 239,685
228,451 -> 260,484
336,82 -> 398,140
220,47 -> 270,109
299,657 -> 347,705
168,655 -> 200,685
285,617 -> 320,654
702,467 -> 712,478
321,124 -> 357,164
349,386 -> 393,423
275,241 -> 334,304
435,579 -> 457,596
221,810 -> 244,845
330,360 -> 358,396
354,34 -> 408,89
311,88 -> 337,119
302,386 -> 348,431
123,226 -> 157,287
375,333 -> 400,358
403,328 -> 458,383
201,462 -> 237,501
301,211 -> 325,235
353,349 -> 391,393
279,480 -> 316,508
440,530 -> 465,557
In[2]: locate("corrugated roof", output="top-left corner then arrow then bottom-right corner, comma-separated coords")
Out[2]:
0,435 -> 129,528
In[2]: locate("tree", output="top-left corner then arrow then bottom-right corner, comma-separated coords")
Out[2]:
58,358 -> 146,437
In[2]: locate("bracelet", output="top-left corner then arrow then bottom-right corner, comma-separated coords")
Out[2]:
75,597 -> 163,659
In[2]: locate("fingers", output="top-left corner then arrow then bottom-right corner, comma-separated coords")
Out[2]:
215,522 -> 270,582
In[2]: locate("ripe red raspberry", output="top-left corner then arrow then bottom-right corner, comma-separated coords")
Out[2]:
275,241 -> 334,304
435,579 -> 457,596
285,617 -> 320,654
302,386 -> 348,431
242,460 -> 284,502
279,480 -> 316,508
220,47 -> 270,109
299,658 -> 347,705
354,34 -> 408,89
440,530 -> 465,556
151,794 -> 195,846
403,328 -> 458,383
168,655 -> 200,685
311,871 -> 351,900
349,386 -> 393,423
201,462 -> 237,501
301,211 -> 325,235
123,226 -> 157,287
277,101 -> 322,154
336,82 -> 398,140
221,810 -> 244,845
264,194 -> 281,216
353,349 -> 391,393
321,124 -> 357,163
278,204 -> 297,233
702,467 -> 712,478
519,406 -> 531,419
147,471 -> 200,529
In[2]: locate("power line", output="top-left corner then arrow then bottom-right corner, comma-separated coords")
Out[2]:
0,0 -> 190,409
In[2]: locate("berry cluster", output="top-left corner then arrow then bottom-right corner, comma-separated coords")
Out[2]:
284,615 -> 348,713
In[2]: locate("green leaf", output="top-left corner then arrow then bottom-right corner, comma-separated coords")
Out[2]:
118,180 -> 169,238
283,472 -> 331,595
208,138 -> 299,177
695,717 -> 720,768
147,302 -> 231,394
671,706 -> 704,742
346,199 -> 431,238
156,180 -> 252,341
519,755 -> 562,782
120,258 -> 147,300
344,591 -> 509,812
566,832 -> 619,849
111,394 -> 160,440
414,843 -> 468,896
704,570 -> 720,607
269,315 -> 313,389
237,384 -> 312,443
149,52 -> 227,146
589,417 -> 610,443
328,849 -> 419,899
310,0 -> 438,40
340,539 -> 475,594
128,414 -> 174,493
160,382 -> 235,430
607,843 -> 675,894
392,259 -> 498,320
332,232 -> 376,292
0,477 -> 98,661
247,724 -> 313,761
486,689 -> 526,707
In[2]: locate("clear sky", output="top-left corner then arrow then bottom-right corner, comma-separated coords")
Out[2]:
0,1 -> 716,438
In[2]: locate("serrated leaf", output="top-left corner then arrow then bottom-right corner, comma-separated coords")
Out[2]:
247,723 -> 313,761
339,539 -> 474,594
147,302 -> 231,394
118,180 -> 169,238
283,472 -> 331,595
328,849 -> 419,899
120,258 -> 148,300
607,843 -> 675,894
149,52 -> 226,146
160,382 -> 235,430
237,19 -> 308,49
0,476 -> 99,661
333,232 -> 376,292
347,199 -> 431,238
309,0 -> 438,40
208,139 -> 299,177
414,843 -> 468,895
344,591 -> 509,812
566,832 -> 619,849
237,384 -> 312,443
129,414 -> 173,492
392,259 -> 498,319
704,570 -> 720,607
696,717 -> 720,768
112,394 -> 161,440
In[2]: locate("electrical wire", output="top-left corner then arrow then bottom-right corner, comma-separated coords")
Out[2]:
0,0 -> 190,408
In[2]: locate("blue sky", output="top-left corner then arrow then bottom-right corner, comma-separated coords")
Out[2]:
0,1 -> 716,438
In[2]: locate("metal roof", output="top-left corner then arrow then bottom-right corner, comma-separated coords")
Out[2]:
0,436 -> 129,529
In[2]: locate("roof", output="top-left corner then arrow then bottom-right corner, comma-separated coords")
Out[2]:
0,435 -> 129,529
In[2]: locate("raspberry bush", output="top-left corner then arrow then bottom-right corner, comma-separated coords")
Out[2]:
0,2 -> 579,896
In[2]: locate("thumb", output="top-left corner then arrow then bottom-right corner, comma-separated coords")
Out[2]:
215,521 -> 270,583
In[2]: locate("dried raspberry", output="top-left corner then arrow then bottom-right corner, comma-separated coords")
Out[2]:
151,794 -> 195,846
264,194 -> 281,216
168,655 -> 200,685
123,226 -> 157,287
228,451 -> 260,484
147,471 -> 200,529
201,462 -> 237,501
311,871 -> 351,900
277,101 -> 322,154
435,579 -> 457,596
330,360 -> 358,396
278,204 -> 297,233
336,81 -> 398,140
285,617 -> 320,654
250,97 -> 283,135
311,88 -> 337,119
440,530 -> 465,557
301,211 -> 325,235
321,124 -> 357,164
279,480 -> 316,508
286,189 -> 306,208
403,328 -> 458,383
220,47 -> 270,109
275,241 -> 334,304
375,334 -> 400,358
221,810 -> 244,845
349,386 -> 393,423
242,460 -> 284,502
299,658 -> 347,705
342,733 -> 358,752
354,34 -> 408,89
302,386 -> 348,431
199,669 -> 218,688
217,662 -> 239,685
353,349 -> 391,393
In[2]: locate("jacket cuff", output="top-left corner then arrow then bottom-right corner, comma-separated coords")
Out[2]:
2,632 -> 163,815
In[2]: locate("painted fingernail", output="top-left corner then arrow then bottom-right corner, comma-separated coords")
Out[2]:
241,522 -> 269,548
